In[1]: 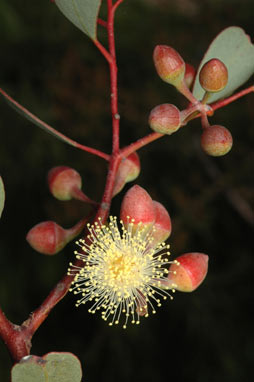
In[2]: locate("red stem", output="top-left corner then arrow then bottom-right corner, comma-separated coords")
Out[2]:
24,274 -> 74,338
23,0 -> 124,340
0,87 -> 110,161
72,143 -> 110,160
107,0 -> 121,153
120,132 -> 163,158
93,39 -> 112,64
71,186 -> 99,205
0,1 -> 125,363
211,85 -> 254,112
97,18 -> 107,28
0,308 -> 31,362
189,85 -> 254,121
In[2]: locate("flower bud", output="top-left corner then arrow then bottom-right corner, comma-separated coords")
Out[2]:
201,125 -> 233,156
151,201 -> 172,245
167,252 -> 209,292
26,219 -> 85,255
153,45 -> 185,88
199,58 -> 228,93
184,63 -> 196,88
149,104 -> 181,135
113,152 -> 141,196
120,185 -> 155,231
48,166 -> 94,203
48,166 -> 82,201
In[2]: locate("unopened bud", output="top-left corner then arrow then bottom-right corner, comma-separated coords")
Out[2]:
48,166 -> 81,200
151,201 -> 172,245
120,185 -> 155,231
26,219 -> 85,255
184,63 -> 196,88
167,252 -> 209,292
199,58 -> 228,93
113,152 -> 141,196
48,166 -> 94,203
153,45 -> 185,88
149,104 -> 181,135
201,125 -> 233,156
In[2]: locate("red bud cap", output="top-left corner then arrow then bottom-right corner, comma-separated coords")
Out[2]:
26,219 -> 85,255
199,58 -> 228,92
149,104 -> 181,135
113,152 -> 141,196
201,125 -> 233,156
120,185 -> 155,230
151,201 -> 172,245
168,252 -> 209,292
184,63 -> 196,88
153,45 -> 185,87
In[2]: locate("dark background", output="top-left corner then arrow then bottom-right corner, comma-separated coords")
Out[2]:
0,0 -> 253,381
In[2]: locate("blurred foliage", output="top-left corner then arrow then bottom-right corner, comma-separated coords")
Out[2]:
0,0 -> 253,381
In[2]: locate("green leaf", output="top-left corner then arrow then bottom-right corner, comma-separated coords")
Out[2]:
192,26 -> 254,103
11,356 -> 47,382
0,176 -> 5,219
55,0 -> 102,40
43,352 -> 82,382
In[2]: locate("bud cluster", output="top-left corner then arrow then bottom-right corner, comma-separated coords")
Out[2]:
151,43 -> 233,156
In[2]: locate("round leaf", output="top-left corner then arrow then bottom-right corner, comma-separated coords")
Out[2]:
43,352 -> 82,382
55,0 -> 102,40
0,176 -> 5,219
192,26 -> 254,103
11,356 -> 46,382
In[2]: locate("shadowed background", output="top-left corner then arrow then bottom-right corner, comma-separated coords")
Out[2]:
0,0 -> 253,381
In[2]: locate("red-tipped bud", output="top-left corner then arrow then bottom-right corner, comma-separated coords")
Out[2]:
48,166 -> 82,201
48,166 -> 94,203
199,58 -> 228,93
151,201 -> 172,245
184,63 -> 196,88
113,152 -> 141,196
167,252 -> 209,292
149,104 -> 181,135
201,125 -> 233,156
120,185 -> 155,231
26,219 -> 85,255
153,45 -> 185,88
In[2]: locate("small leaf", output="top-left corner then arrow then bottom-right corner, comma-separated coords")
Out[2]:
0,176 -> 5,219
55,0 -> 102,40
192,26 -> 254,103
43,352 -> 82,382
11,356 -> 47,382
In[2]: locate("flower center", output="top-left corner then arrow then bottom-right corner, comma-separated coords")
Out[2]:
104,249 -> 141,294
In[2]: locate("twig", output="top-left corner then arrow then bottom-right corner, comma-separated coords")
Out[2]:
0,87 -> 110,161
